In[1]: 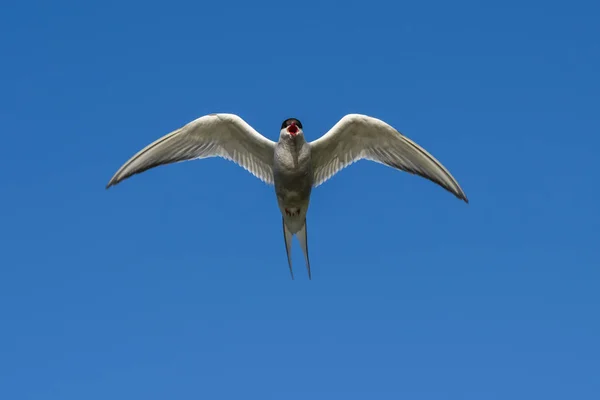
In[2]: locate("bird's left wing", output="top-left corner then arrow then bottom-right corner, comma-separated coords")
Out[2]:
106,113 -> 276,188
309,114 -> 468,202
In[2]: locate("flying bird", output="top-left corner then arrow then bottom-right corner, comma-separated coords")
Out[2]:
106,113 -> 468,279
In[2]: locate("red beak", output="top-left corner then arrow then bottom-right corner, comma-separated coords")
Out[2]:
287,122 -> 299,136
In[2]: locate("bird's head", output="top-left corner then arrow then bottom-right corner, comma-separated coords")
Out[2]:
280,118 -> 304,141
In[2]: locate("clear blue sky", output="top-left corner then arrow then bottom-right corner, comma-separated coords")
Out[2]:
1,0 -> 598,398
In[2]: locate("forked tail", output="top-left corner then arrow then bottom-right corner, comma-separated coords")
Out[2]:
282,218 -> 311,280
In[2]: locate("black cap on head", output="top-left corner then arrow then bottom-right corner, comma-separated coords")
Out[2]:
281,118 -> 303,129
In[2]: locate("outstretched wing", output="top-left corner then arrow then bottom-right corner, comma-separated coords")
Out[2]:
309,114 -> 468,202
106,113 -> 276,188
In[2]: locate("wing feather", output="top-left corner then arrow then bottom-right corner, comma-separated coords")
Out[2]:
106,113 -> 276,188
309,114 -> 468,202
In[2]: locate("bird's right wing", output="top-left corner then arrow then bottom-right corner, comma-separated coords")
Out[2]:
310,114 -> 468,202
106,113 -> 276,188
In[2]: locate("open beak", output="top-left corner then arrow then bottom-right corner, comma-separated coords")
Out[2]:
287,122 -> 299,136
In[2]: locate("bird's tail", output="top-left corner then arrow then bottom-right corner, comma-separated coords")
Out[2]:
297,219 -> 311,280
282,218 -> 311,280
282,218 -> 294,280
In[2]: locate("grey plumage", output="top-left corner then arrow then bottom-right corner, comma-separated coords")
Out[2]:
272,119 -> 313,278
107,113 -> 468,279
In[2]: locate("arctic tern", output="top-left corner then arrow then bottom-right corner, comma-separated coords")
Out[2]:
106,113 -> 468,279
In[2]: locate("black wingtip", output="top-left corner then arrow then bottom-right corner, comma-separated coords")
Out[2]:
106,177 -> 120,190
455,191 -> 469,204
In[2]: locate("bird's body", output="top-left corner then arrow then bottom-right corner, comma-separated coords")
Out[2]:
106,113 -> 468,279
274,128 -> 313,233
273,123 -> 314,279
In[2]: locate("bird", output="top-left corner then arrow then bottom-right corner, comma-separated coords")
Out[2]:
106,113 -> 468,279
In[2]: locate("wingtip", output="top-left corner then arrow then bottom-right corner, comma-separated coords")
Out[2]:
106,175 -> 122,190
454,189 -> 469,204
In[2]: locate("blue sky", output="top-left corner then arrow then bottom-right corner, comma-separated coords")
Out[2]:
1,0 -> 599,398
